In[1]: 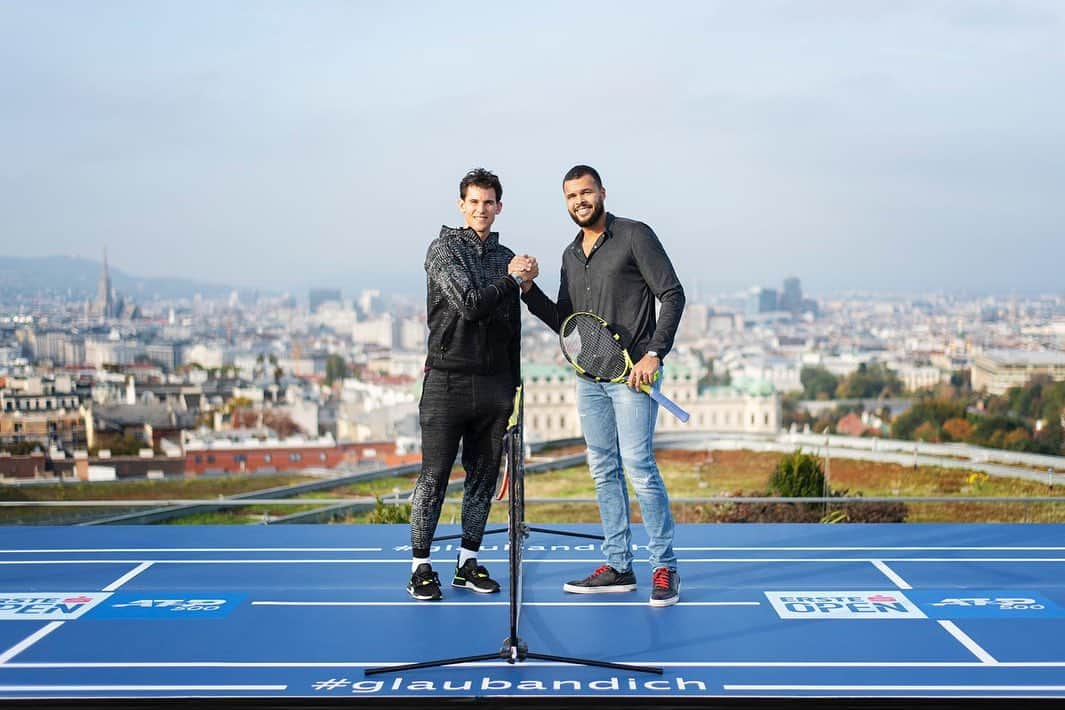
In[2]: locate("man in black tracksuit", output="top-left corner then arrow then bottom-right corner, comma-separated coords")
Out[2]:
407,168 -> 538,601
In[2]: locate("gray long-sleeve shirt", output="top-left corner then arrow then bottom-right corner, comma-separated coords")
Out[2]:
523,212 -> 685,362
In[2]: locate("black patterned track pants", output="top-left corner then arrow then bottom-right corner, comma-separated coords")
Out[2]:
411,368 -> 515,559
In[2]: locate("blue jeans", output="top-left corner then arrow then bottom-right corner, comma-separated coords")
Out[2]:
576,373 -> 677,572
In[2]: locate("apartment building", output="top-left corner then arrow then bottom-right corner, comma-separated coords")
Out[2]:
971,349 -> 1065,395
522,363 -> 781,441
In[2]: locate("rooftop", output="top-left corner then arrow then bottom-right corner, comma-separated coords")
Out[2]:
977,349 -> 1065,366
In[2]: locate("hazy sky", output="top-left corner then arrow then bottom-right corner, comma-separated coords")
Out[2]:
2,1 -> 1063,297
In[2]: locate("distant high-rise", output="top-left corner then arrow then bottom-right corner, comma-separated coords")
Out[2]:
309,288 -> 342,314
94,249 -> 115,319
779,277 -> 802,315
358,289 -> 384,318
746,287 -> 777,317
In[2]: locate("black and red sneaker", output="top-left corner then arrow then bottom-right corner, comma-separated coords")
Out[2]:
649,566 -> 680,607
563,564 -> 637,594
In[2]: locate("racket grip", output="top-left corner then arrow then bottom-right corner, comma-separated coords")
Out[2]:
644,386 -> 690,423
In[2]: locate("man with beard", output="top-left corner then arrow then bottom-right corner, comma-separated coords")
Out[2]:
520,164 -> 685,607
409,167 -> 538,601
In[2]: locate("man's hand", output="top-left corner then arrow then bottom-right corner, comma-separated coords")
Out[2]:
508,254 -> 539,292
627,354 -> 661,391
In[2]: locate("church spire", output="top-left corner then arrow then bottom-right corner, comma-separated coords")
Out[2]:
95,247 -> 113,319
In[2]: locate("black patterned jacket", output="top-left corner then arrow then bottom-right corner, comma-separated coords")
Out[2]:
423,225 -> 522,386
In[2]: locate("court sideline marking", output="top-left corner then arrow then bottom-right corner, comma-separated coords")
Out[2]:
250,600 -> 760,607
1,545 -> 1063,554
871,560 -> 998,665
0,552 -> 1052,671
0,623 -> 64,665
102,562 -> 153,591
0,560 -> 154,665
2,556 -> 1065,565
871,560 -> 912,589
0,684 -> 288,692
4,660 -> 1064,669
724,684 -> 1065,692
0,548 -> 383,554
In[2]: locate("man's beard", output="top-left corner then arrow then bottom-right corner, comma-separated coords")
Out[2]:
569,199 -> 605,228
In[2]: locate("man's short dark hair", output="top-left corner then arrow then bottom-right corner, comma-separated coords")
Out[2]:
563,164 -> 603,189
459,168 -> 502,201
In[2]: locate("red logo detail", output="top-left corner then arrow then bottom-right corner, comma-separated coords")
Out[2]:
868,594 -> 897,603
62,596 -> 93,604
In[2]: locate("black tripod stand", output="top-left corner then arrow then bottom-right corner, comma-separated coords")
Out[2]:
365,385 -> 662,677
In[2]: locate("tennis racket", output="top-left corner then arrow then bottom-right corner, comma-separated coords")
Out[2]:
559,312 -> 690,422
496,385 -> 523,502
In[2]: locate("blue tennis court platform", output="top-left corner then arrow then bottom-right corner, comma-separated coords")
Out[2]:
0,523 -> 1064,708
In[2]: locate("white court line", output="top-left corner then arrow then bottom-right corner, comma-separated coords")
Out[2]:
724,684 -> 1065,691
870,560 -> 912,589
1,556 -> 1064,565
250,600 -> 760,607
939,620 -> 998,664
0,561 -> 155,667
4,660 -> 1065,669
677,546 -> 1065,551
1,546 -> 1060,554
677,558 -> 1065,563
0,547 -> 382,554
0,622 -> 65,665
102,561 -> 153,592
0,684 -> 286,692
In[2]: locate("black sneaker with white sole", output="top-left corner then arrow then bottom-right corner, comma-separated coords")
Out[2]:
563,564 -> 637,594
452,558 -> 500,593
407,563 -> 443,601
649,567 -> 680,607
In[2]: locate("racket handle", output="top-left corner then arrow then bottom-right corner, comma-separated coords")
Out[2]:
643,386 -> 690,423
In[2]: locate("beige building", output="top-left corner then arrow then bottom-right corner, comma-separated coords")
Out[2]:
890,364 -> 945,392
522,363 -> 780,441
0,410 -> 86,449
971,349 -> 1065,395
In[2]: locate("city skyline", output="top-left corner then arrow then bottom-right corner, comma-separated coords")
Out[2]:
5,252 -> 1061,304
3,2 -> 1064,295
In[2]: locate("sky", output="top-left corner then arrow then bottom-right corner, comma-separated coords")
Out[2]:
2,1 -> 1063,298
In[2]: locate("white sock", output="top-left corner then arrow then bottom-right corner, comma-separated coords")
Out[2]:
411,557 -> 430,573
458,547 -> 478,567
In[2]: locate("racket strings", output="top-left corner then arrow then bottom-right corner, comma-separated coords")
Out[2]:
510,395 -> 525,629
561,316 -> 628,381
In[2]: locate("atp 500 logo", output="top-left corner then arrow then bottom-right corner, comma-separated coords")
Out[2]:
112,598 -> 227,611
907,590 -> 1065,619
933,597 -> 1043,610
86,593 -> 245,620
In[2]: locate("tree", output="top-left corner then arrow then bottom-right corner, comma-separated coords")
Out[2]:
913,421 -> 939,442
780,393 -> 812,431
941,417 -> 973,442
769,449 -> 826,498
891,400 -> 966,440
1004,428 -> 1032,451
970,414 -> 1028,449
324,354 -> 347,387
367,496 -> 411,523
835,363 -> 903,399
800,367 -> 839,400
1034,422 -> 1064,456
